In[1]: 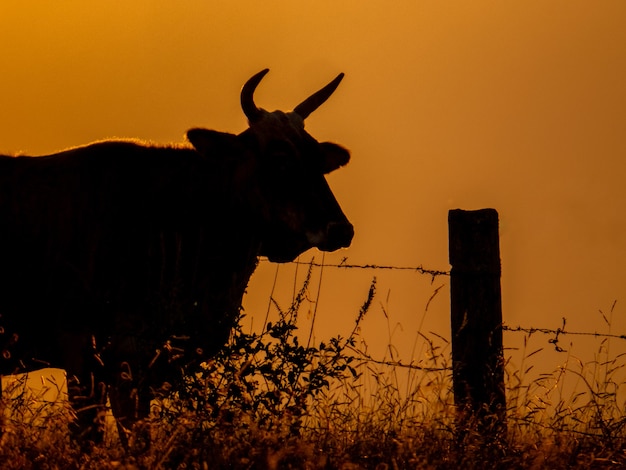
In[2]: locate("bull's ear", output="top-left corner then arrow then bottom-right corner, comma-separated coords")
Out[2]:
186,128 -> 240,157
320,142 -> 350,174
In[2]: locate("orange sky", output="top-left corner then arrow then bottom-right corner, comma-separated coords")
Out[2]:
1,1 -> 626,383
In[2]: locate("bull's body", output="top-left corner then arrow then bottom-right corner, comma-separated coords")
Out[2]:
0,70 -> 352,444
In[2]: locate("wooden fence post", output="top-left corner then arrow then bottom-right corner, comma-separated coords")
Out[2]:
448,208 -> 506,438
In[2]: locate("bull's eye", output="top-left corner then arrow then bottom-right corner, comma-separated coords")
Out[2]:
267,141 -> 297,175
274,154 -> 294,175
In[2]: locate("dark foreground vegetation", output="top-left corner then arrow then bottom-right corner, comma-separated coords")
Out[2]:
2,273 -> 626,469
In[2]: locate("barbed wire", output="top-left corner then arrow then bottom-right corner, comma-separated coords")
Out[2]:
261,257 -> 623,356
503,318 -> 626,353
265,257 -> 450,279
344,324 -> 626,366
504,325 -> 626,341
348,325 -> 626,368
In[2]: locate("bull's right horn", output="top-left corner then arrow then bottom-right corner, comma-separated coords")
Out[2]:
293,73 -> 345,120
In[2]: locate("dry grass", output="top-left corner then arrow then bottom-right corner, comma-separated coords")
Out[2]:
2,277 -> 626,469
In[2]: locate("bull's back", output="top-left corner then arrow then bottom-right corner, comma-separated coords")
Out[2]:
0,143 -> 207,326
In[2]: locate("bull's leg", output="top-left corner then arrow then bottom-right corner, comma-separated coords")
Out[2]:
64,333 -> 109,448
109,361 -> 152,450
68,370 -> 108,447
108,361 -> 136,449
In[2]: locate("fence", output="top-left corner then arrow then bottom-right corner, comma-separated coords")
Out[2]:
275,208 -> 625,442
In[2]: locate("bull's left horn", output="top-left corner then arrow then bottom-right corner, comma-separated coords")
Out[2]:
241,68 -> 270,123
293,73 -> 345,120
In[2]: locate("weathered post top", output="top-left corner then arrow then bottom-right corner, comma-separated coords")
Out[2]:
448,208 -> 501,274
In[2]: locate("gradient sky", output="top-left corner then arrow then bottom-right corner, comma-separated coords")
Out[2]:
1,1 -> 626,384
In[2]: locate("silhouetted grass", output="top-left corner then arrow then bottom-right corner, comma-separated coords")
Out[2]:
1,274 -> 626,469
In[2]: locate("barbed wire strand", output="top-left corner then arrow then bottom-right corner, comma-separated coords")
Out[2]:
262,258 -> 450,278
348,326 -> 626,368
504,325 -> 626,341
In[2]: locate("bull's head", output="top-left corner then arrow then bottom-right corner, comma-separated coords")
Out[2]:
187,69 -> 353,262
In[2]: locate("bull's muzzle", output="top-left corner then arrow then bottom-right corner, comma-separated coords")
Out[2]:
314,220 -> 354,252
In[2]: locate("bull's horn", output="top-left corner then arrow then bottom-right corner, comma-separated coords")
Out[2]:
241,68 -> 270,123
293,73 -> 344,120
